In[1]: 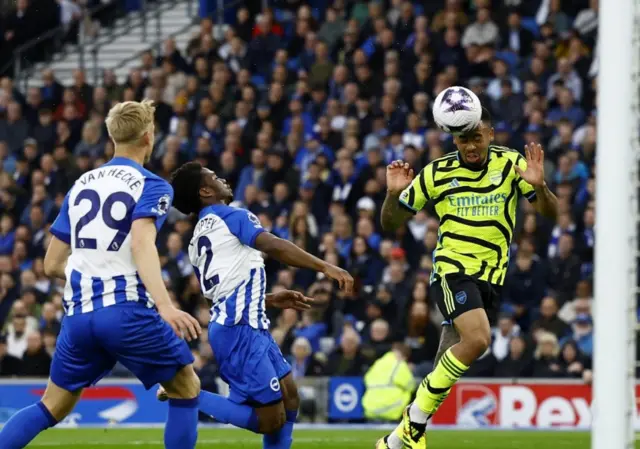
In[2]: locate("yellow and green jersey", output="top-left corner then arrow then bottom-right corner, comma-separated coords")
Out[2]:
399,145 -> 537,286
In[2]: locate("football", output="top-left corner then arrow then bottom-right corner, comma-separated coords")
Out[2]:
432,86 -> 483,135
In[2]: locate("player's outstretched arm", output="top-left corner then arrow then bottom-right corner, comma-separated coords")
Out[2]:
266,290 -> 313,311
131,218 -> 201,341
515,143 -> 558,220
255,232 -> 354,293
381,160 -> 416,232
43,236 -> 70,280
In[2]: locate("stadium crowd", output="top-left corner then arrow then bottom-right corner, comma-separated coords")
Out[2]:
0,0 -> 599,387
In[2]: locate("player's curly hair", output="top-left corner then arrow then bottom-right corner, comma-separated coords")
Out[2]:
170,161 -> 204,215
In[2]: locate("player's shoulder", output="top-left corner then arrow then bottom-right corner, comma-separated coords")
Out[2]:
489,145 -> 523,163
198,204 -> 240,221
199,204 -> 259,225
427,152 -> 459,172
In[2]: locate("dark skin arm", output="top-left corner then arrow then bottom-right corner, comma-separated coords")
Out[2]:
380,160 -> 416,232
515,143 -> 558,221
254,232 -> 354,294
381,193 -> 415,232
532,183 -> 558,220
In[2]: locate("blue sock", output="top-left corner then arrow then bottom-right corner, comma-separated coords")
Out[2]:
263,410 -> 297,449
0,402 -> 57,449
164,397 -> 199,449
198,390 -> 259,432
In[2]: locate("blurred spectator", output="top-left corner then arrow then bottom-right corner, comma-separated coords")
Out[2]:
0,333 -> 21,376
559,339 -> 590,379
532,332 -> 562,378
0,102 -> 30,154
491,311 -> 521,362
289,337 -> 325,379
494,336 -> 533,378
561,313 -> 594,357
325,327 -> 370,376
403,301 -> 439,377
362,343 -> 415,422
531,296 -> 570,340
462,7 -> 499,48
20,332 -> 51,376
547,234 -> 582,304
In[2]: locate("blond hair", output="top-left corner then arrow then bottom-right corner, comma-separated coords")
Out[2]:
534,332 -> 560,359
105,99 -> 155,145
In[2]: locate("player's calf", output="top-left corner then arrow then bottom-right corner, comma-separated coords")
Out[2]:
40,379 -> 83,421
0,379 -> 78,449
161,365 -> 201,449
261,374 -> 298,449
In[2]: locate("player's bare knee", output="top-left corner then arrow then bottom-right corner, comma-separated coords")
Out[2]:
162,365 -> 201,399
462,329 -> 491,358
256,403 -> 286,434
41,383 -> 81,421
283,384 -> 300,412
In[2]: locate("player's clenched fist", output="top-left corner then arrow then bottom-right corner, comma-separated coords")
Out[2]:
158,305 -> 201,341
386,160 -> 414,196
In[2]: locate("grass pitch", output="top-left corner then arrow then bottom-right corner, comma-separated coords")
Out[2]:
25,427 -> 629,448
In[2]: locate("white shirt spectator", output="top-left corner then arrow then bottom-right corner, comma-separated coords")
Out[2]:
402,132 -> 424,149
6,328 -> 33,359
547,68 -> 583,102
574,1 -> 598,37
462,10 -> 499,48
59,0 -> 82,28
491,322 -> 521,361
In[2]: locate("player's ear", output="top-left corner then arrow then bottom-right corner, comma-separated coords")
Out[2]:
199,186 -> 212,198
488,127 -> 495,142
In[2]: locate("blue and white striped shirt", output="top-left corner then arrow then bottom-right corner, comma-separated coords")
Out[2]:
189,204 -> 270,330
50,157 -> 173,316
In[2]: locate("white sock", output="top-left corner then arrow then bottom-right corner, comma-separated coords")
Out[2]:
387,432 -> 403,449
409,402 -> 429,424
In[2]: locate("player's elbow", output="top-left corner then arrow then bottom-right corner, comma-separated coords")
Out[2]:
43,257 -> 57,277
254,232 -> 279,255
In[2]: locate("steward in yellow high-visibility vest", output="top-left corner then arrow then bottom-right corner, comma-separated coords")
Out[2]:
362,343 -> 416,421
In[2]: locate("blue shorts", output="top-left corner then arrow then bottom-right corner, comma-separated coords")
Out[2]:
209,323 -> 291,406
51,303 -> 194,392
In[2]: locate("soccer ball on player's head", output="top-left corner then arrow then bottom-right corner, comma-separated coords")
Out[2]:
432,86 -> 483,135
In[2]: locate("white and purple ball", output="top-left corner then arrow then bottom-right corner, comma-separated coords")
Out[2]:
432,86 -> 482,135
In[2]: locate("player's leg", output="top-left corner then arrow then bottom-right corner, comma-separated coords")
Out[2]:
412,308 -> 490,420
94,305 -> 200,449
0,314 -> 113,449
160,364 -> 201,449
261,373 -> 299,449
382,324 -> 460,449
384,276 -> 489,449
197,323 -> 292,438
0,380 -> 81,449
192,323 -> 260,431
433,323 -> 460,366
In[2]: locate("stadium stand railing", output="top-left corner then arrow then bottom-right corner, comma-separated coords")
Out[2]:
6,0 -> 198,90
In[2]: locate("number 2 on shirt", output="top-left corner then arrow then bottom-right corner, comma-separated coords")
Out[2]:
195,236 -> 220,291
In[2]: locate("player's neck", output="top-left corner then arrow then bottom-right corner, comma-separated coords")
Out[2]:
113,146 -> 148,166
